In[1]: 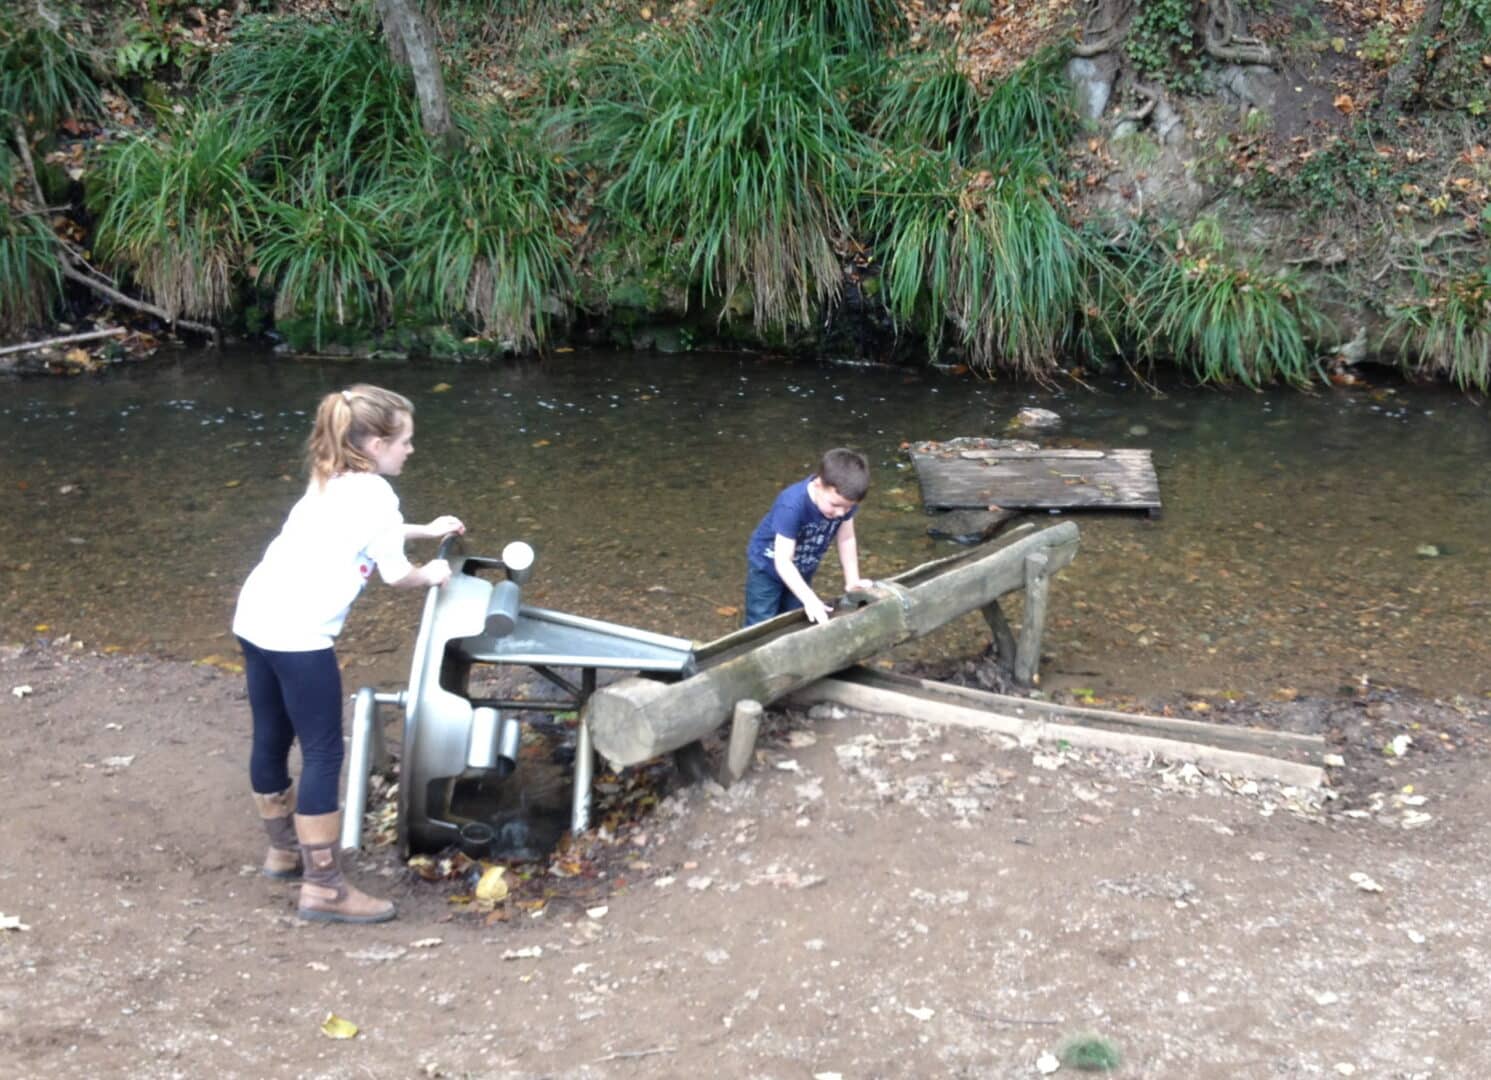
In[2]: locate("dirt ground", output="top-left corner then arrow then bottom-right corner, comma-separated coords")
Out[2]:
2,639 -> 1489,1080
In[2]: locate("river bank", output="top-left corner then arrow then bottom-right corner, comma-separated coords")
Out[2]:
3,638 -> 1488,1077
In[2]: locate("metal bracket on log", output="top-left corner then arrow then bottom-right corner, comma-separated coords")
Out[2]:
583,521 -> 1079,769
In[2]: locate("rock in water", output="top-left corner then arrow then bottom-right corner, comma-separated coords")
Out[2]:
1014,407 -> 1061,429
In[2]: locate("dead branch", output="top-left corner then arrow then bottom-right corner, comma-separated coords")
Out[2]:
1202,0 -> 1275,66
10,122 -> 217,341
0,326 -> 125,358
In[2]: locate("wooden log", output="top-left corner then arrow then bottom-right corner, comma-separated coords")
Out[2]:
586,521 -> 1080,768
719,699 -> 763,787
789,674 -> 1325,788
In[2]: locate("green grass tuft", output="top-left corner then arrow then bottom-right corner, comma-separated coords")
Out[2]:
860,147 -> 1097,376
0,146 -> 62,333
1383,266 -> 1491,391
0,13 -> 103,132
1128,226 -> 1329,387
89,109 -> 265,321
401,106 -> 573,348
578,22 -> 860,331
209,16 -> 423,182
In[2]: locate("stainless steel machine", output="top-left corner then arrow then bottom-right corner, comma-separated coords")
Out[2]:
340,539 -> 696,857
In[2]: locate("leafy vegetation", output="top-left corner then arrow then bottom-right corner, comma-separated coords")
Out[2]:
860,148 -> 1098,376
1383,267 -> 1491,390
90,109 -> 264,320
1124,0 -> 1201,93
0,146 -> 62,333
578,22 -> 857,331
209,16 -> 423,181
0,14 -> 102,131
1128,224 -> 1328,387
401,107 -> 572,348
712,0 -> 904,54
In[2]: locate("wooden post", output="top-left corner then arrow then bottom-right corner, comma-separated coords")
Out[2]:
585,522 -> 1079,768
1013,551 -> 1049,686
719,699 -> 763,787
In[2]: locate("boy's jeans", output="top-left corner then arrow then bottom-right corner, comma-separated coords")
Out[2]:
744,563 -> 806,627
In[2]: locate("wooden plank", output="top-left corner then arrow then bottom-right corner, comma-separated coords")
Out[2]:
789,676 -> 1325,788
834,667 -> 1326,762
910,442 -> 1160,512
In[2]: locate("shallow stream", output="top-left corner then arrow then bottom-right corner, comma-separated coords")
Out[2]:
3,349 -> 1487,700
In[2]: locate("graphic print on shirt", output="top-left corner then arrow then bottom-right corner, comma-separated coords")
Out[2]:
356,550 -> 375,581
791,517 -> 839,576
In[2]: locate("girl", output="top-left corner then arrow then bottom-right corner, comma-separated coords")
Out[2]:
233,384 -> 464,924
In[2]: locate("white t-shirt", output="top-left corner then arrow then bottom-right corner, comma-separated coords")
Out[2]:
232,472 -> 414,651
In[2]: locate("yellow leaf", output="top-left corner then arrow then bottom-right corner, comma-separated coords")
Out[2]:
431,382 -> 453,393
475,865 -> 509,903
35,624 -> 49,632
715,605 -> 739,617
532,439 -> 550,448
320,1014 -> 359,1039
224,480 -> 241,488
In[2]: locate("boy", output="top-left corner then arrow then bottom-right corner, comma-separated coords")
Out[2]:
744,448 -> 871,627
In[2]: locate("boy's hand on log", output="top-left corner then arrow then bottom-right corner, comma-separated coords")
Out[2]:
803,595 -> 832,625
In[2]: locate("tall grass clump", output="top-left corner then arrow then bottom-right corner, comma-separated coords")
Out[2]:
209,16 -> 422,182
581,23 -> 860,331
1130,224 -> 1328,386
0,14 -> 102,131
872,47 -> 1077,164
1383,266 -> 1491,391
253,157 -> 402,347
402,106 -> 572,348
0,146 -> 62,333
89,110 -> 265,320
861,147 -> 1097,376
712,0 -> 904,54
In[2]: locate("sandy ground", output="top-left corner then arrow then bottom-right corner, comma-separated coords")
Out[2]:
2,639 -> 1489,1079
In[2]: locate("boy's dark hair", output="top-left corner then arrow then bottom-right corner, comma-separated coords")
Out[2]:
818,447 -> 870,502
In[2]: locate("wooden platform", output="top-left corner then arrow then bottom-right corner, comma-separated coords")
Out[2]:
910,438 -> 1160,513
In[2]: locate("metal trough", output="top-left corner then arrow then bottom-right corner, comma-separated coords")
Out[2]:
341,539 -> 695,856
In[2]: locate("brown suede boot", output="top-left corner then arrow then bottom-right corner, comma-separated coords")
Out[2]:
294,811 -> 396,924
252,786 -> 302,881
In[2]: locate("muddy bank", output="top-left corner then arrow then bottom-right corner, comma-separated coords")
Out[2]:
2,640 -> 1488,1078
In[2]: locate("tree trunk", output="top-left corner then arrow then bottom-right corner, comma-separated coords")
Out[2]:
376,0 -> 456,148
1380,0 -> 1445,113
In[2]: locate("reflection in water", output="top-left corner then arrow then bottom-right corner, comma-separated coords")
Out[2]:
1,349 -> 1487,698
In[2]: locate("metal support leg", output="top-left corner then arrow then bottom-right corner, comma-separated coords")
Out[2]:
342,688 -> 404,852
570,669 -> 599,835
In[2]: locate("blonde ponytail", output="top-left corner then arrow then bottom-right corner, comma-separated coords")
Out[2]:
305,384 -> 414,489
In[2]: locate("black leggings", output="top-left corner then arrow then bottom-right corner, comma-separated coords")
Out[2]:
238,637 -> 344,815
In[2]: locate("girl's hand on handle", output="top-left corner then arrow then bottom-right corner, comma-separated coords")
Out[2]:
427,515 -> 465,538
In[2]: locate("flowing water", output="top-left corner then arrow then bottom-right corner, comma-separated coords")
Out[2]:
3,348 -> 1488,701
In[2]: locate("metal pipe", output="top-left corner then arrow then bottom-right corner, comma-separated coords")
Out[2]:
341,689 -> 403,852
467,706 -> 502,769
571,718 -> 594,835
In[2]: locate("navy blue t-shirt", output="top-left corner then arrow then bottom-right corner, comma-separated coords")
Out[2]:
746,476 -> 857,582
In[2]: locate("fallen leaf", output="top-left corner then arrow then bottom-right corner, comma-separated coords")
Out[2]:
431,382 -> 453,393
475,865 -> 509,904
320,1013 -> 359,1039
